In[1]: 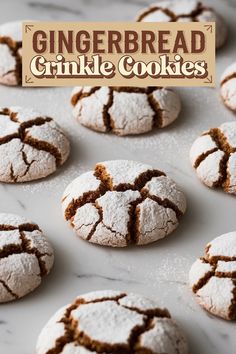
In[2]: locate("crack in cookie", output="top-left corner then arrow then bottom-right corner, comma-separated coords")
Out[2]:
71,86 -> 181,136
36,290 -> 188,354
0,213 -> 54,303
190,122 -> 236,194
0,107 -> 70,182
62,160 -> 186,247
189,232 -> 236,320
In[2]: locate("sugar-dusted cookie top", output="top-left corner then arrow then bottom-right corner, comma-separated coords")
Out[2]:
189,232 -> 236,320
0,106 -> 70,182
220,62 -> 236,112
71,86 -> 181,136
62,160 -> 186,247
0,213 -> 54,303
36,290 -> 188,354
0,21 -> 22,85
190,122 -> 236,194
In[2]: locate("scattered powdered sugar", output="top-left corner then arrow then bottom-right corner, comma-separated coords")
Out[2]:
21,161 -> 89,194
112,252 -> 191,288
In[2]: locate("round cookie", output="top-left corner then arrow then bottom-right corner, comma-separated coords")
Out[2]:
71,86 -> 181,136
36,290 -> 188,354
0,213 -> 54,303
137,0 -> 227,49
189,232 -> 236,320
0,21 -> 22,85
190,122 -> 236,194
0,106 -> 70,182
62,160 -> 186,247
220,62 -> 236,112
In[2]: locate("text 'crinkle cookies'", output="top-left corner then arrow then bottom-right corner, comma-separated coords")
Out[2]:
0,106 -> 70,182
220,62 -> 236,112
0,21 -> 22,86
36,290 -> 188,354
190,122 -> 236,194
71,86 -> 181,136
62,160 -> 186,247
0,213 -> 54,303
137,0 -> 227,49
189,232 -> 236,320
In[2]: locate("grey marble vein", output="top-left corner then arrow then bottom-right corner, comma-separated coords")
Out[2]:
27,1 -> 83,15
75,272 -> 139,284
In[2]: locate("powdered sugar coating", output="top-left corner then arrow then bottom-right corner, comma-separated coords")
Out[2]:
0,213 -> 54,303
216,261 -> 236,274
136,198 -> 178,245
190,122 -> 236,194
0,21 -> 22,42
227,153 -> 236,194
138,317 -> 188,354
71,87 -> 181,136
189,134 -> 217,167
0,106 -> 70,183
0,21 -> 22,85
137,0 -> 227,49
221,62 -> 236,112
151,87 -> 181,127
195,150 -> 224,187
99,160 -> 154,187
37,305 -> 69,354
72,87 -> 110,133
90,190 -> 141,247
62,160 -> 186,247
189,258 -> 213,288
143,175 -> 187,213
72,301 -> 145,344
36,290 -> 188,354
206,231 -> 236,259
189,232 -> 236,320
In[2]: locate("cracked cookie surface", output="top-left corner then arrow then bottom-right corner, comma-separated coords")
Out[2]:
190,122 -> 236,194
0,213 -> 54,303
62,160 -> 186,247
0,106 -> 70,182
189,232 -> 236,320
137,0 -> 227,49
220,62 -> 236,112
0,21 -> 22,85
71,86 -> 181,136
36,290 -> 188,354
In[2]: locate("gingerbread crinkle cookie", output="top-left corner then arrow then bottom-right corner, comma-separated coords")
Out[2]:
0,106 -> 70,182
71,86 -> 181,136
190,122 -> 236,194
62,160 -> 186,247
189,232 -> 236,320
36,290 -> 188,354
0,213 -> 54,303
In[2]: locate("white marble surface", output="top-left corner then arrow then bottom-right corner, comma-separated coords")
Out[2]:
0,0 -> 236,353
